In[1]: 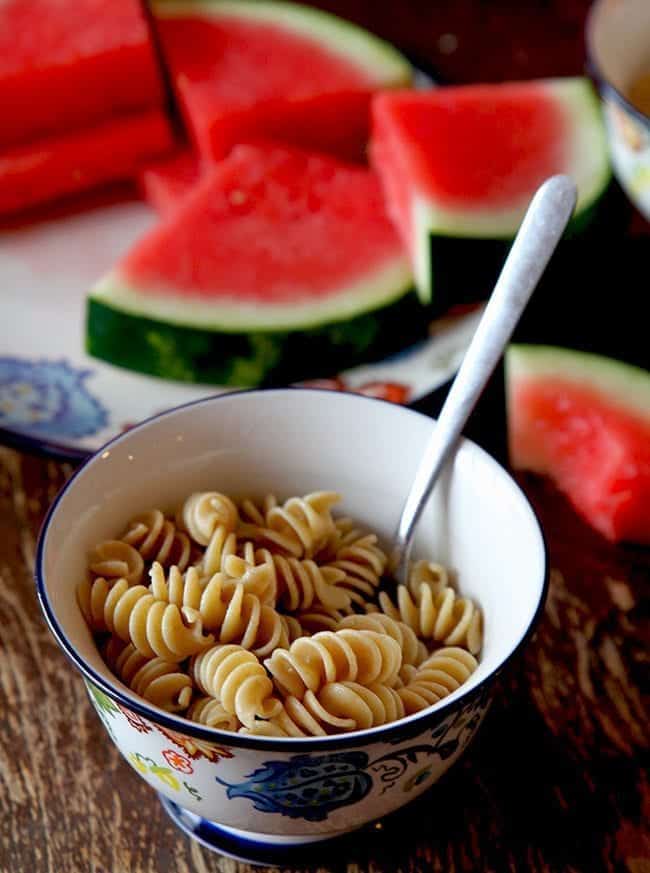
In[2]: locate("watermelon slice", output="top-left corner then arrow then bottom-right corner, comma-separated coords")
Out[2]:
506,344 -> 650,544
0,110 -> 175,217
371,78 -> 611,302
0,0 -> 166,148
87,145 -> 420,386
151,0 -> 413,163
139,151 -> 203,214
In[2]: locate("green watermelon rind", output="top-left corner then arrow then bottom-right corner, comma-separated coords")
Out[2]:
380,78 -> 612,302
506,344 -> 650,426
89,255 -> 413,332
86,290 -> 425,387
151,0 -> 413,86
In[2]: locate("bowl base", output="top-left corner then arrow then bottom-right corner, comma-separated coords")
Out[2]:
158,794 -> 368,866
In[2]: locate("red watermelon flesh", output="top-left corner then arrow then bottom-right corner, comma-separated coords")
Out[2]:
0,0 -> 166,148
507,345 -> 650,545
0,110 -> 175,216
117,144 -> 407,304
152,2 -> 412,163
139,151 -> 203,214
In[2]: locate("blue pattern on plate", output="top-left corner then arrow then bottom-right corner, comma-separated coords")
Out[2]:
215,752 -> 372,822
0,357 -> 108,439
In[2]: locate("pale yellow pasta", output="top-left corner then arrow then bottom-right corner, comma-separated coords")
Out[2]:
397,647 -> 479,714
373,583 -> 483,655
105,639 -> 193,712
88,576 -> 213,661
325,521 -> 388,606
88,540 -> 144,585
239,492 -> 339,559
264,629 -> 402,697
339,613 -> 427,667
78,489 -> 483,736
192,644 -> 281,728
122,509 -> 191,572
187,696 -> 240,731
254,549 -> 350,612
179,492 -> 239,546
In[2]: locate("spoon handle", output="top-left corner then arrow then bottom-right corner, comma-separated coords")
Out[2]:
392,174 -> 577,583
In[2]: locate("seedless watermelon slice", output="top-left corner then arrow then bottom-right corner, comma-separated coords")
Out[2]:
371,78 -> 610,302
0,110 -> 175,216
151,0 -> 413,162
87,145 -> 419,386
506,345 -> 650,544
0,0 -> 166,148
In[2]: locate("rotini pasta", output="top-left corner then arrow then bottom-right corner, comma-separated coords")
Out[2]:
105,639 -> 193,712
78,489 -> 484,737
122,509 -> 192,572
88,540 -> 144,585
372,582 -> 483,655
179,491 -> 239,546
264,629 -> 402,697
192,644 -> 281,728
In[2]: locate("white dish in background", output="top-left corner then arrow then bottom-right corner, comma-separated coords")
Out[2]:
0,191 -> 483,460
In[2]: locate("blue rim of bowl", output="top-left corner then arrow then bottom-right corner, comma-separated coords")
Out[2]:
585,2 -> 650,131
35,387 -> 550,752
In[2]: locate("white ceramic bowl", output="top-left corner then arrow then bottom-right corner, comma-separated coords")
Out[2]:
587,0 -> 650,219
36,389 -> 547,861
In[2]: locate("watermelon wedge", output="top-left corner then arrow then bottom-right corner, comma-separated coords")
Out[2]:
506,345 -> 650,544
139,151 -> 203,214
87,145 -> 420,387
151,0 -> 413,163
0,0 -> 166,148
371,78 -> 610,302
0,111 -> 175,217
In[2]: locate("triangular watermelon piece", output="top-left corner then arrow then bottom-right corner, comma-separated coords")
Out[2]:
371,78 -> 610,302
0,0 -> 166,148
0,110 -> 175,216
507,345 -> 650,544
151,0 -> 413,163
87,145 -> 420,386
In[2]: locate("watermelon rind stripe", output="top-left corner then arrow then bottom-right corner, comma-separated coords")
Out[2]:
506,344 -> 650,423
89,257 -> 414,332
150,0 -> 413,86
86,290 -> 425,387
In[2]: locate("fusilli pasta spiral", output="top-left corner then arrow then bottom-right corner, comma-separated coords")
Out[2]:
192,644 -> 281,728
239,492 -> 339,558
179,491 -> 239,546
122,509 -> 191,571
339,613 -> 427,667
255,549 -> 350,612
325,521 -> 388,605
105,639 -> 193,712
187,696 -> 240,731
88,540 -> 144,585
264,629 -> 402,697
397,647 -> 479,714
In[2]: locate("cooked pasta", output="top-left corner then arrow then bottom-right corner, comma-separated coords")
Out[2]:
397,648 -> 479,714
78,489 -> 484,737
179,492 -> 239,546
192,644 -> 281,728
122,509 -> 191,572
264,629 -> 402,697
105,640 -> 193,712
372,582 -> 483,655
88,540 -> 144,586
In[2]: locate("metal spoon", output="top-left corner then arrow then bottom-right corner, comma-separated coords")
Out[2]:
391,174 -> 578,584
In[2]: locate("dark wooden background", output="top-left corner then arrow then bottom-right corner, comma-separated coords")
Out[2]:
1,2 -> 648,871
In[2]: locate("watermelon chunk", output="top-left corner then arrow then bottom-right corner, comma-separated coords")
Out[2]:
139,151 -> 203,214
0,111 -> 175,216
87,144 -> 420,386
506,344 -> 650,544
371,78 -> 610,302
151,0 -> 413,163
0,0 -> 166,148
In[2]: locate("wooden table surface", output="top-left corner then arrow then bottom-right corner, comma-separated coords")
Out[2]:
1,2 -> 648,872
